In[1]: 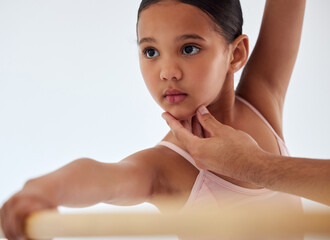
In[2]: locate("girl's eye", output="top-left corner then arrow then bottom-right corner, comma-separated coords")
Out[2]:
144,48 -> 160,58
182,45 -> 200,55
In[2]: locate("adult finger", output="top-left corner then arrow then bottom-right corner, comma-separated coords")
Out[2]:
191,115 -> 204,138
196,105 -> 224,138
180,120 -> 191,132
162,112 -> 199,148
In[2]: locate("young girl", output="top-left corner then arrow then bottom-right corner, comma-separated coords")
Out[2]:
1,0 -> 306,239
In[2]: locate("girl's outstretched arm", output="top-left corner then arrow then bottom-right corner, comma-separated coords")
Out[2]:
236,0 -> 306,138
0,149 -> 161,240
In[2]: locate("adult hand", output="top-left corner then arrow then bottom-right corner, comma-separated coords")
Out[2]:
162,105 -> 265,182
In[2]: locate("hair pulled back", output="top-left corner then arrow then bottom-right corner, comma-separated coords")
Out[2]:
137,0 -> 243,43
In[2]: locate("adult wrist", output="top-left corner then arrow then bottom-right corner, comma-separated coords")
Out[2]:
243,148 -> 271,187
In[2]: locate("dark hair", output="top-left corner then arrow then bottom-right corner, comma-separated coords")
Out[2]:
137,0 -> 243,43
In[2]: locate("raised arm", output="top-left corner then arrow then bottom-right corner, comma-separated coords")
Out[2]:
236,0 -> 306,138
0,150 -> 159,240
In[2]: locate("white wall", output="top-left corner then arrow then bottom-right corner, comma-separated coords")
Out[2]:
0,0 -> 329,239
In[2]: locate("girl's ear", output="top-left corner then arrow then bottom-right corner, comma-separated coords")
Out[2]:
229,34 -> 249,73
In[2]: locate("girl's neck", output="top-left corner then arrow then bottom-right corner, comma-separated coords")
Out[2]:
207,78 -> 236,126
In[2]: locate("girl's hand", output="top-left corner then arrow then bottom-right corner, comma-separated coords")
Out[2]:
0,184 -> 57,240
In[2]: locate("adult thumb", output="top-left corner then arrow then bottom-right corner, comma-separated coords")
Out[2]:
196,105 -> 222,138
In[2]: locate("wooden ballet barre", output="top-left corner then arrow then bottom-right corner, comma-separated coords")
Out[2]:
0,208 -> 330,239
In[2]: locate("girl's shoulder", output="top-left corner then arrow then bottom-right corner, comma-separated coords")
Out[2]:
122,140 -> 198,209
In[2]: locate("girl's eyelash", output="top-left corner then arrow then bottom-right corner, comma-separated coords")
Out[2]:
141,44 -> 201,57
142,47 -> 161,59
181,44 -> 201,54
182,44 -> 200,49
142,47 -> 152,54
143,47 -> 157,56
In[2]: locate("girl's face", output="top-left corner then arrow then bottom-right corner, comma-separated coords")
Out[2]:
138,0 -> 232,120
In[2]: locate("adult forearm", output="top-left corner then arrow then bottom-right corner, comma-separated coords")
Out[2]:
163,107 -> 330,206
247,151 -> 330,206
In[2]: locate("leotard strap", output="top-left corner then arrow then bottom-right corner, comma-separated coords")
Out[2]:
157,141 -> 199,169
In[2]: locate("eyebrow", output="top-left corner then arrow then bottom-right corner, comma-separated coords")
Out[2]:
138,34 -> 206,45
138,37 -> 156,45
177,34 -> 206,42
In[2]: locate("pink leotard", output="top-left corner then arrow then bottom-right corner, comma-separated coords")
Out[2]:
158,96 -> 303,239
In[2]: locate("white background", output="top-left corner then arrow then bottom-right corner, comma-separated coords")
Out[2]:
0,1 -> 329,239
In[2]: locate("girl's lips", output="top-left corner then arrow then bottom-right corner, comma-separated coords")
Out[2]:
165,94 -> 187,103
163,89 -> 188,103
164,89 -> 186,96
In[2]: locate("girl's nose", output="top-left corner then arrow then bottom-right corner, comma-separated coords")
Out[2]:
160,60 -> 183,81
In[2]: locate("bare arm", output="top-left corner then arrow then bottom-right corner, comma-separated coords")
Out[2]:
256,152 -> 330,205
162,107 -> 330,206
0,150 -> 159,240
237,0 -> 306,137
24,156 -> 155,207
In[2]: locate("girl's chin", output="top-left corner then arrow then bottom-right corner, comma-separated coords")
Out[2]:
166,109 -> 196,121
